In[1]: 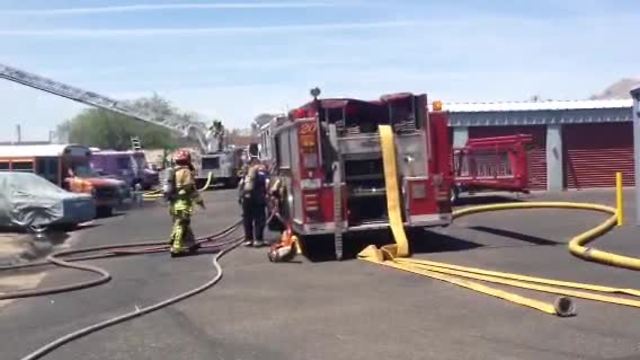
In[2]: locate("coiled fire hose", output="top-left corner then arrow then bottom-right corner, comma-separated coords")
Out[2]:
0,220 -> 243,360
359,124 -> 640,317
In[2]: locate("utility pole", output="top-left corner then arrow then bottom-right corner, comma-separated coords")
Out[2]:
631,87 -> 640,225
15,124 -> 21,144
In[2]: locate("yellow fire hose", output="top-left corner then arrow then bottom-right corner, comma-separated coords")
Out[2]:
142,172 -> 214,201
358,124 -> 640,317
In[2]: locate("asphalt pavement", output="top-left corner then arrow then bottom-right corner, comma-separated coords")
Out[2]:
1,188 -> 640,360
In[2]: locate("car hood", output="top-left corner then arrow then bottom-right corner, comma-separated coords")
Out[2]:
84,177 -> 126,187
65,192 -> 94,201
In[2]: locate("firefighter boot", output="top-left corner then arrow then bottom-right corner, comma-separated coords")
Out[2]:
184,227 -> 200,252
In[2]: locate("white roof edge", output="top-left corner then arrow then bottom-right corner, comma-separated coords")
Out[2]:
0,144 -> 88,158
430,98 -> 633,113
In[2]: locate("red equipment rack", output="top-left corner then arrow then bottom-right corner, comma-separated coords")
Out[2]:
452,134 -> 533,202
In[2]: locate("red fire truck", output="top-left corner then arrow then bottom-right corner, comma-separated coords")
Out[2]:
265,90 -> 453,259
451,134 -> 533,203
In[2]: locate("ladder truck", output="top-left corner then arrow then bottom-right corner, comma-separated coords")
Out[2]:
263,89 -> 453,259
0,63 -> 241,187
200,120 -> 243,188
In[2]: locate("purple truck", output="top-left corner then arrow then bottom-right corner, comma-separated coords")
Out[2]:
90,149 -> 160,190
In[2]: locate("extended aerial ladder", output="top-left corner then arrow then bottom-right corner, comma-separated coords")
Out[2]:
0,63 -> 210,151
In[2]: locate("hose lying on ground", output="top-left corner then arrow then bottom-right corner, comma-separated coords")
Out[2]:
19,234 -> 244,360
452,201 -> 639,271
0,220 -> 242,300
363,123 -> 640,317
359,201 -> 640,317
0,218 -> 243,359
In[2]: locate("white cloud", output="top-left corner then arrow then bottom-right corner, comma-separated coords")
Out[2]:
0,21 -> 419,38
0,2 -> 340,16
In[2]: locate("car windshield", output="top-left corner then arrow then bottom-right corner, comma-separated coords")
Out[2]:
73,165 -> 99,178
116,156 -> 131,170
4,172 -> 67,195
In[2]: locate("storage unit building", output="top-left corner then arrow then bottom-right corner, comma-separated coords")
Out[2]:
563,122 -> 635,188
442,99 -> 634,190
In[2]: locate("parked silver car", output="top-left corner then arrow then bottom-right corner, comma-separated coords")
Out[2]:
0,172 -> 96,229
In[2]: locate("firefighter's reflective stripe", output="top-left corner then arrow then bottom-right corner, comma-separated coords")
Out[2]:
378,125 -> 410,257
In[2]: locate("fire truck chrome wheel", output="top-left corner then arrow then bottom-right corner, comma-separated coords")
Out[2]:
450,186 -> 460,205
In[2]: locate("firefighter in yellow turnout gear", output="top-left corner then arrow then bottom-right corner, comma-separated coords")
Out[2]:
167,149 -> 205,257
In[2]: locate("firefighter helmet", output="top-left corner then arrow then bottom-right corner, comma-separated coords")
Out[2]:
173,149 -> 191,165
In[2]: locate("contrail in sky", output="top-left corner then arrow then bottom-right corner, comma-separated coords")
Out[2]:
0,21 -> 418,38
0,2 -> 341,16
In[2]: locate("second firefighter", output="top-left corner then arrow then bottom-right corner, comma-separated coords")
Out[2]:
238,157 -> 269,247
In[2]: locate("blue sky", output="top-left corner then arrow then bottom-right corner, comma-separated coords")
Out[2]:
0,0 -> 638,141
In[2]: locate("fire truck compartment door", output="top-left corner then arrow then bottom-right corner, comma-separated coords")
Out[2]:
338,132 -> 424,162
338,135 -> 381,160
395,133 -> 427,177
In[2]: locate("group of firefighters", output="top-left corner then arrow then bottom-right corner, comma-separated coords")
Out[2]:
163,149 -> 271,257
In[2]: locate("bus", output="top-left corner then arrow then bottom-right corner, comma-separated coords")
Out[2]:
90,149 -> 159,190
0,144 -> 128,216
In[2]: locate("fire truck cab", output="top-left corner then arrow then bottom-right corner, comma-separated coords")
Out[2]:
267,91 -> 453,257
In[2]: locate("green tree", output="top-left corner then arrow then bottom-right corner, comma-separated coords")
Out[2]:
56,95 -> 198,150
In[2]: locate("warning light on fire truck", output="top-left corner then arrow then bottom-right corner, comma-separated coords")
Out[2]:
432,100 -> 443,111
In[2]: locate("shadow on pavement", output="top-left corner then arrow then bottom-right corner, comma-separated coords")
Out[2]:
298,228 -> 484,263
468,225 -> 561,246
409,229 -> 484,254
39,231 -> 70,246
0,224 -> 93,235
96,211 -> 126,219
455,195 -> 525,206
